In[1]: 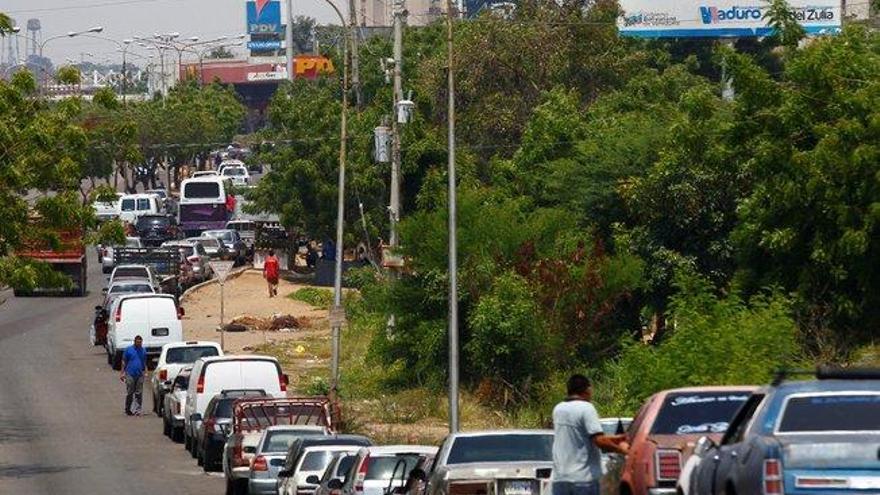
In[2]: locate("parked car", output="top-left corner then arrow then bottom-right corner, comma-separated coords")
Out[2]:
162,367 -> 192,442
135,214 -> 179,246
312,452 -> 358,495
108,264 -> 158,289
337,445 -> 439,495
223,397 -> 335,494
618,386 -> 756,495
201,229 -> 246,263
162,239 -> 213,282
93,192 -> 124,222
686,368 -> 880,495
101,236 -> 143,274
220,164 -> 250,186
276,435 -> 373,495
189,236 -> 227,259
194,389 -> 270,471
118,193 -> 161,224
226,220 -> 256,251
150,341 -> 222,416
103,278 -> 155,299
182,355 -> 289,457
248,425 -> 334,495
105,294 -> 185,370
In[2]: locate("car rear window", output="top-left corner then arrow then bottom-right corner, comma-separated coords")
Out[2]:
447,434 -> 553,464
137,216 -> 170,229
165,346 -> 220,364
184,182 -> 221,199
109,284 -> 153,294
301,450 -> 332,471
114,267 -> 149,279
335,455 -> 355,477
125,238 -> 141,248
778,394 -> 880,433
263,431 -> 324,453
651,392 -> 751,435
365,455 -> 423,480
224,167 -> 246,176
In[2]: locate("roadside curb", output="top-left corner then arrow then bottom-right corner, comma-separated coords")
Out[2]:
180,265 -> 254,304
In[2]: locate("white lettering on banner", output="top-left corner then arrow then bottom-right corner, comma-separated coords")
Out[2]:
247,72 -> 287,82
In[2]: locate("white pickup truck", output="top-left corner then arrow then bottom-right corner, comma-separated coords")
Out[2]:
150,341 -> 223,416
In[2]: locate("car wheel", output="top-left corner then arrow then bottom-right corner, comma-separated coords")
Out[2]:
111,351 -> 123,371
163,417 -> 171,437
172,426 -> 183,443
226,478 -> 235,495
190,438 -> 198,459
184,432 -> 191,452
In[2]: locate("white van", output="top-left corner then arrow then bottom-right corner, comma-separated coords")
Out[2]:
106,294 -> 184,370
182,356 -> 288,448
118,193 -> 161,224
178,177 -> 233,235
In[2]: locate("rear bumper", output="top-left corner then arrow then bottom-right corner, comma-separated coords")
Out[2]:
648,489 -> 677,495
229,466 -> 251,480
248,478 -> 278,495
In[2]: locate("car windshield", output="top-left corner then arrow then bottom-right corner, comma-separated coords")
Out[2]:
109,283 -> 153,294
213,398 -> 237,419
334,455 -> 355,478
301,450 -> 332,471
136,216 -> 170,229
200,239 -> 220,248
365,455 -> 423,480
121,198 -> 136,211
184,182 -> 220,198
124,238 -> 141,248
164,346 -> 220,364
778,394 -> 880,433
446,434 -> 553,464
224,167 -> 246,176
651,392 -> 751,435
114,267 -> 149,279
263,431 -> 312,453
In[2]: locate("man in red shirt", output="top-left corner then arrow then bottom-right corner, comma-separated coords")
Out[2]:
263,249 -> 279,297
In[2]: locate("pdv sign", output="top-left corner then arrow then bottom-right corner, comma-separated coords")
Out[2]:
247,0 -> 282,34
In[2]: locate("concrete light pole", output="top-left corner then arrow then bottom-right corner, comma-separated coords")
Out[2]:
445,0 -> 460,434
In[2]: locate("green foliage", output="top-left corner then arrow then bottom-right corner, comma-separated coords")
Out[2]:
55,66 -> 82,85
602,273 -> 800,414
289,287 -> 335,309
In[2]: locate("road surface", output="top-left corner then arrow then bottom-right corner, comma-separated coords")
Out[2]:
0,251 -> 223,494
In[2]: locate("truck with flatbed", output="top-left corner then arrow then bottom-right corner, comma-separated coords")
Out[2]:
13,228 -> 87,297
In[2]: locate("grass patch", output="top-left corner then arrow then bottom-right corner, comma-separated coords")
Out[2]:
288,287 -> 334,309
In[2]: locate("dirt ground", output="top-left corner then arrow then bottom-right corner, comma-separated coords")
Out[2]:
180,270 -> 329,354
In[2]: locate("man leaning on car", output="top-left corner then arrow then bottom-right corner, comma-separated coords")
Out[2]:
552,374 -> 629,495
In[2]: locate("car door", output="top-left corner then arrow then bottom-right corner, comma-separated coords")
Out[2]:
710,393 -> 765,494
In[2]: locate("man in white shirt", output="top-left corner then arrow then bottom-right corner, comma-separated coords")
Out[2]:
552,374 -> 629,495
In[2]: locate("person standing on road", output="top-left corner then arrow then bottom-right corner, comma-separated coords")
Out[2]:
264,249 -> 279,298
551,374 -> 629,495
120,335 -> 148,416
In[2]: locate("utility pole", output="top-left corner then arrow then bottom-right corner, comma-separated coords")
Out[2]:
285,0 -> 295,80
348,0 -> 361,108
389,1 -> 405,247
445,0 -> 459,434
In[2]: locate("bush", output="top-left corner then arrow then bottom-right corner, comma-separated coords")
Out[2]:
601,273 -> 801,414
466,271 -> 552,390
289,287 -> 334,309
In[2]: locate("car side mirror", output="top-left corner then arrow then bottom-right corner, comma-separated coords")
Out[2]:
328,479 -> 344,490
694,435 -> 717,455
279,469 -> 292,478
408,468 -> 427,482
101,287 -> 109,295
190,413 -> 202,422
306,475 -> 321,484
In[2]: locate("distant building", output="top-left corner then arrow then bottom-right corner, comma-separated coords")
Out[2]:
359,0 -> 446,27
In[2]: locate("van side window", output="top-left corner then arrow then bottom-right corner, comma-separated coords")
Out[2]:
137,198 -> 151,210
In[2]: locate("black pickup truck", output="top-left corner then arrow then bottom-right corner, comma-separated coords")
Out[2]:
135,214 -> 180,246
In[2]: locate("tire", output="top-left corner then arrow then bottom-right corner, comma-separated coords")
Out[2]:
172,426 -> 183,443
190,438 -> 198,459
197,449 -> 204,467
107,350 -> 113,366
163,417 -> 171,437
184,432 -> 192,452
112,351 -> 123,371
226,478 -> 235,495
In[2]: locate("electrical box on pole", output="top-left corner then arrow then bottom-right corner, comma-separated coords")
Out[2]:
374,126 -> 391,163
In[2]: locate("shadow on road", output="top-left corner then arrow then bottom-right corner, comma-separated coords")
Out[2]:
0,414 -> 40,444
0,463 -> 84,479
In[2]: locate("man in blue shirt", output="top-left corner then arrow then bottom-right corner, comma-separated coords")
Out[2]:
552,374 -> 629,495
120,335 -> 148,416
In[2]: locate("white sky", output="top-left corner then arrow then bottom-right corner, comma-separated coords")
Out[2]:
3,0 -> 342,65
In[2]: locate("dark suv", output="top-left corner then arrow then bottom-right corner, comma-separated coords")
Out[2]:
193,389 -> 268,472
136,214 -> 179,246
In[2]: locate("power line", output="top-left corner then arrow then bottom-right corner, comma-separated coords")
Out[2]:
6,0 -> 165,14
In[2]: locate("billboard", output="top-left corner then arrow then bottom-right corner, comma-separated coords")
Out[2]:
618,1 -> 841,38
247,0 -> 282,34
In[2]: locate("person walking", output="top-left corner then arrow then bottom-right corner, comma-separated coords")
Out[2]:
264,249 -> 279,297
551,374 -> 629,495
120,335 -> 148,416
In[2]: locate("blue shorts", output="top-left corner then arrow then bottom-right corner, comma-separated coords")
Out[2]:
552,481 -> 599,495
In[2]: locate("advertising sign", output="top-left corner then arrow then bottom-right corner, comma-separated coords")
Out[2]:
247,71 -> 287,81
294,56 -> 335,79
618,1 -> 841,38
247,0 -> 282,34
247,40 -> 283,51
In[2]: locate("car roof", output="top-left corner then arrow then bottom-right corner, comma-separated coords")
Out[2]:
161,341 -> 219,350
203,229 -> 234,235
653,385 -> 758,397
120,193 -> 158,199
183,176 -> 226,183
114,264 -> 151,270
197,355 -> 279,364
449,429 -> 554,439
296,435 -> 372,447
770,379 -> 880,394
362,445 -> 438,455
263,425 -> 328,433
115,294 -> 176,303
108,279 -> 153,288
163,240 -> 196,247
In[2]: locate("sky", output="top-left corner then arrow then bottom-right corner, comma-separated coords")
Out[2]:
3,0 -> 342,65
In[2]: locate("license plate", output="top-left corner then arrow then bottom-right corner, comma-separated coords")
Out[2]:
502,481 -> 533,495
151,327 -> 169,337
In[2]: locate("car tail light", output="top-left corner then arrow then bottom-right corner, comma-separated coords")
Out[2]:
196,372 -> 204,393
176,402 -> 181,414
252,455 -> 268,472
355,454 -> 370,494
279,373 -> 288,392
655,449 -> 681,481
115,304 -> 122,322
763,459 -> 783,495
233,438 -> 249,467
204,417 -> 216,434
177,306 -> 184,320
159,369 -> 167,382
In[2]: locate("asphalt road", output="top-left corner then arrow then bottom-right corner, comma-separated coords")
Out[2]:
0,251 -> 224,494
